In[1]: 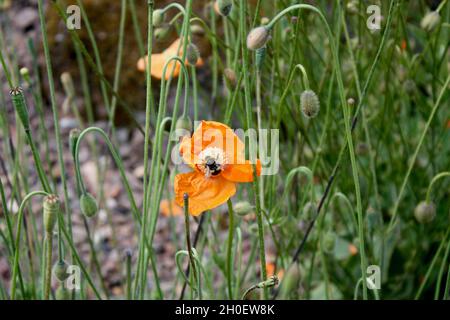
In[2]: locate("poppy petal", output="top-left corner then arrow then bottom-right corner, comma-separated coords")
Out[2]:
174,171 -> 236,216
188,121 -> 246,165
137,53 -> 181,80
222,159 -> 262,183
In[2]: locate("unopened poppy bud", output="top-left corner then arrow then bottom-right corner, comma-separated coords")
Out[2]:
302,201 -> 316,220
186,43 -> 200,66
233,201 -> 254,216
69,128 -> 80,160
246,26 -> 270,50
43,195 -> 59,233
20,67 -> 30,82
155,25 -> 171,42
60,72 -> 75,98
414,201 -> 436,224
300,90 -> 320,118
260,17 -> 270,25
216,0 -> 233,17
223,68 -> 237,88
152,9 -> 165,27
10,87 -> 30,133
190,24 -> 205,36
279,263 -> 300,299
176,116 -> 192,133
52,260 -> 70,282
346,1 -> 358,14
421,11 -> 440,32
55,285 -> 70,300
322,231 -> 336,253
80,193 -> 98,218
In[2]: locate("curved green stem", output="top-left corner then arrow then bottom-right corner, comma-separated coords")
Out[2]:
10,191 -> 49,299
425,172 -> 450,203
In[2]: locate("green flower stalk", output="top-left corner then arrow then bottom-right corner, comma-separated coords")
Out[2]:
183,194 -> 198,294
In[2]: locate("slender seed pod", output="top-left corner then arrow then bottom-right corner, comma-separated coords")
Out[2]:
233,201 -> 254,216
421,11 -> 440,32
216,0 -> 233,17
186,43 -> 200,66
257,275 -> 279,288
176,115 -> 193,134
255,47 -> 266,70
80,192 -> 98,218
69,128 -> 80,160
52,260 -> 70,282
414,201 -> 436,224
152,9 -> 165,27
43,195 -> 59,233
247,26 -> 270,50
300,90 -> 320,118
10,87 -> 31,133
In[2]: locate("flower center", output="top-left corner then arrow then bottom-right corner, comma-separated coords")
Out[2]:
198,147 -> 227,178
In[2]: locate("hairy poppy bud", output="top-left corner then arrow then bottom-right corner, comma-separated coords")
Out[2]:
414,201 -> 436,224
246,26 -> 270,50
20,67 -> 30,81
52,260 -> 70,282
69,128 -> 80,160
80,193 -> 98,218
421,11 -> 440,32
155,25 -> 171,42
300,90 -> 320,118
216,0 -> 233,17
176,115 -> 192,133
43,195 -> 59,233
61,72 -> 75,98
223,68 -> 237,88
302,201 -> 316,221
233,201 -> 254,216
10,87 -> 31,133
279,263 -> 300,299
190,24 -> 205,36
322,231 -> 336,253
152,9 -> 165,27
186,43 -> 200,66
260,17 -> 270,25
55,285 -> 70,300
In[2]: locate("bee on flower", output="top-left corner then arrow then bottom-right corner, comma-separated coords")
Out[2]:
174,121 -> 261,216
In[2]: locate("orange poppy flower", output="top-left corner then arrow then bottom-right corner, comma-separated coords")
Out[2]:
159,199 -> 183,217
266,262 -> 284,281
174,121 -> 261,216
137,38 -> 204,80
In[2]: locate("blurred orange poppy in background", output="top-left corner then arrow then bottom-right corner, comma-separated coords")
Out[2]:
174,121 -> 261,216
159,199 -> 183,217
137,38 -> 204,80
